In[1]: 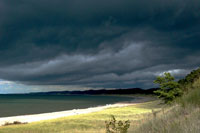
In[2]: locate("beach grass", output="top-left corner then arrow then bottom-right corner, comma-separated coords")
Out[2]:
130,76 -> 200,133
0,100 -> 162,133
132,104 -> 200,133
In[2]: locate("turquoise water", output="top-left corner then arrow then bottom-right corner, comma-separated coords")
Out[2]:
0,94 -> 133,117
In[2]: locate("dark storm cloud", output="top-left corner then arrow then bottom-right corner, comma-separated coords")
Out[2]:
0,0 -> 200,89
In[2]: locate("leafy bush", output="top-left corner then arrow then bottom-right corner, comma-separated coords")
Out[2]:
105,115 -> 130,133
178,67 -> 200,91
154,72 -> 183,104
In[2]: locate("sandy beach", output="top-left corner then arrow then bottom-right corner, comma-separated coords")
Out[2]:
0,96 -> 151,126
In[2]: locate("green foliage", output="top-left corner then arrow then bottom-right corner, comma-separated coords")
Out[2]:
154,73 -> 183,104
178,67 -> 200,90
178,77 -> 200,107
134,74 -> 200,133
105,115 -> 130,133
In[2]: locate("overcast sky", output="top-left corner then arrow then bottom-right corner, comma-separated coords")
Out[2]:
0,0 -> 200,93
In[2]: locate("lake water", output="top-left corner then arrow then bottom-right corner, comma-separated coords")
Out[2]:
0,94 -> 134,117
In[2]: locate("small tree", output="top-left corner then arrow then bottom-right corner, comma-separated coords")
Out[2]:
154,72 -> 183,104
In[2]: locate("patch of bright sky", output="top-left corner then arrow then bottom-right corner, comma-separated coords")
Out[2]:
154,69 -> 192,79
0,79 -> 103,94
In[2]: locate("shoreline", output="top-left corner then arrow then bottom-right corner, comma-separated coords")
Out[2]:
0,96 -> 152,126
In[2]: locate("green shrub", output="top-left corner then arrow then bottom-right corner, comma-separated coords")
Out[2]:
105,115 -> 130,133
178,67 -> 200,91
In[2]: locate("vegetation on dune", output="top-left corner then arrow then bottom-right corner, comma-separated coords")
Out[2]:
179,77 -> 200,107
153,72 -> 183,104
153,67 -> 200,104
178,68 -> 200,107
105,115 -> 130,133
130,67 -> 200,133
179,68 -> 200,90
107,67 -> 200,133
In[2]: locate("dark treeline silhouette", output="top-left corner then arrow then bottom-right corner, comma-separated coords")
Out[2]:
29,88 -> 158,95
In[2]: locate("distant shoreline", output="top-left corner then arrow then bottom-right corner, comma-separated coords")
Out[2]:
0,96 -> 153,126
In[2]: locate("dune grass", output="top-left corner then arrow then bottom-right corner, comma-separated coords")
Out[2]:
0,100 -> 162,133
130,77 -> 200,133
131,104 -> 200,133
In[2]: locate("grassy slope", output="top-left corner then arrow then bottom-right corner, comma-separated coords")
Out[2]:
131,77 -> 200,133
0,100 -> 162,133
